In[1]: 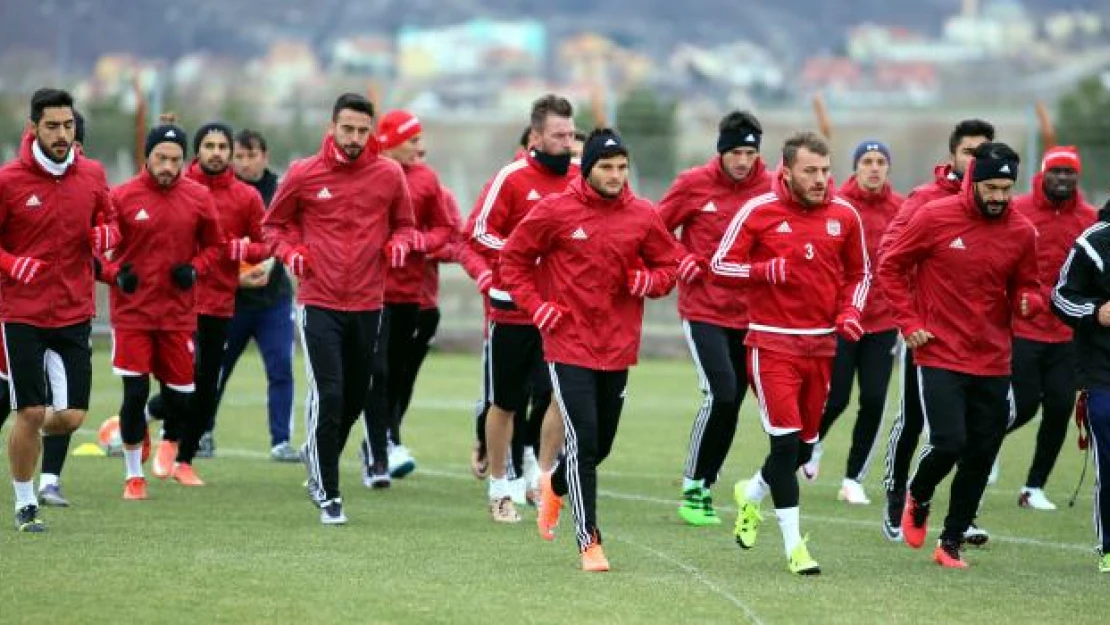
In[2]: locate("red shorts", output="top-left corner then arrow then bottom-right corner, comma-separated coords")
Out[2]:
111,329 -> 195,390
747,347 -> 831,443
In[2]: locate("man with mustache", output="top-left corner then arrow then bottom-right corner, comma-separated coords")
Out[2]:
144,122 -> 269,483
712,131 -> 871,575
0,88 -> 119,531
263,93 -> 415,525
105,123 -> 223,501
1003,146 -> 1095,510
879,142 -> 1041,568
804,141 -> 903,505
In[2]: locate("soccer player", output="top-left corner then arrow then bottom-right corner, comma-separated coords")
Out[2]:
879,118 -> 995,542
657,110 -> 771,526
0,89 -> 118,531
712,131 -> 871,575
502,128 -> 682,571
263,93 -> 415,524
106,123 -> 223,499
805,141 -> 903,505
1003,146 -> 1095,509
146,122 -> 269,480
879,142 -> 1041,568
465,94 -> 577,522
1051,198 -> 1110,573
364,109 -> 455,482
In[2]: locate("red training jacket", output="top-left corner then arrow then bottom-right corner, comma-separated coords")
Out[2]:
420,185 -> 462,310
109,169 -> 223,331
500,177 -> 682,370
877,160 -> 1042,376
1011,173 -> 1097,343
838,175 -> 904,333
186,162 -> 268,318
385,163 -> 454,305
657,156 -> 772,329
263,136 -> 415,312
710,170 -> 871,358
0,133 -> 118,327
467,152 -> 577,325
879,163 -> 961,259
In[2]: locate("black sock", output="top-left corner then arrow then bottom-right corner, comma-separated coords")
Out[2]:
41,434 -> 72,476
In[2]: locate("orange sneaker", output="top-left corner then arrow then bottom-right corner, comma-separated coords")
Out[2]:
152,440 -> 178,479
933,539 -> 969,569
581,541 -> 610,572
537,471 -> 563,541
172,462 -> 205,486
123,477 -> 148,500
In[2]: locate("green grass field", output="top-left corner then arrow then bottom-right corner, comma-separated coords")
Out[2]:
0,346 -> 1104,624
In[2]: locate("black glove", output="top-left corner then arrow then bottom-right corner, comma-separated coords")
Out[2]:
116,263 -> 139,294
170,262 -> 197,290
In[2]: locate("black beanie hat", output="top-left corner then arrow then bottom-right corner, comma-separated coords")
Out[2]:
717,124 -> 762,154
970,142 -> 1020,183
193,121 -> 234,155
580,128 -> 629,179
145,124 -> 188,158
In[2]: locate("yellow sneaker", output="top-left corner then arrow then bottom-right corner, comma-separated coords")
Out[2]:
788,535 -> 821,576
732,481 -> 763,549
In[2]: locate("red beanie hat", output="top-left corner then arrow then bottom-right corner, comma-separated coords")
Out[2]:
377,110 -> 421,150
1041,146 -> 1081,174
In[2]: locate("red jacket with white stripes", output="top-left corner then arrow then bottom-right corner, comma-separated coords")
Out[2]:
263,137 -> 415,312
710,171 -> 871,358
1011,174 -> 1097,343
109,169 -> 223,331
420,185 -> 462,310
385,163 -> 454,305
879,163 -> 961,259
657,156 -> 772,329
877,161 -> 1042,376
186,162 -> 268,318
0,133 -> 118,327
838,176 -> 903,333
467,152 -> 577,325
500,177 -> 682,370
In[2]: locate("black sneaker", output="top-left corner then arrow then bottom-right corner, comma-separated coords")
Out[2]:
365,460 -> 391,489
15,504 -> 45,533
882,490 -> 904,542
196,432 -> 215,459
320,499 -> 347,525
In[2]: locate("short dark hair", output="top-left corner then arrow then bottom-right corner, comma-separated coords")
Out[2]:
530,94 -> 573,132
948,119 -> 995,155
332,93 -> 374,121
235,129 -> 268,152
73,109 -> 85,144
30,88 -> 74,123
972,141 -> 1020,163
782,131 -> 830,167
574,131 -> 587,142
519,126 -> 532,149
718,110 -> 762,135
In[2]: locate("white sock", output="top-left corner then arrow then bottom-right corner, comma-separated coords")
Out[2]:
39,473 -> 59,489
745,471 -> 768,504
124,448 -> 144,479
776,507 -> 802,556
13,480 -> 36,509
488,476 -> 509,499
683,477 -> 704,492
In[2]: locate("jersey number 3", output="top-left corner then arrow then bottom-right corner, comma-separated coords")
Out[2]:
804,243 -> 815,260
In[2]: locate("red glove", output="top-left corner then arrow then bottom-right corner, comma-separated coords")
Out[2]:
677,254 -> 704,284
0,255 -> 47,285
410,231 -> 427,253
282,246 -> 309,278
385,240 -> 409,269
89,214 -> 119,255
836,310 -> 864,342
751,257 -> 787,285
1076,390 -> 1089,450
533,302 -> 567,333
476,270 -> 493,295
628,269 -> 654,298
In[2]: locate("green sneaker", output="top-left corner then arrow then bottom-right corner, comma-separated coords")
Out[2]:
788,535 -> 821,576
1099,550 -> 1110,574
677,487 -> 721,527
732,481 -> 763,549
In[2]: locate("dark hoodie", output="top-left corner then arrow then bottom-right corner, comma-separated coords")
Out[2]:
236,168 -> 293,310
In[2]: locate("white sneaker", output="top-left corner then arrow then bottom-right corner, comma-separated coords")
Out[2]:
800,442 -> 823,482
522,447 -> 540,506
987,458 -> 1000,485
388,444 -> 416,479
837,478 -> 871,505
1018,487 -> 1057,510
508,477 -> 528,506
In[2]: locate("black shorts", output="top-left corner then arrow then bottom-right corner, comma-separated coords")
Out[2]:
2,321 -> 92,411
487,322 -> 543,414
